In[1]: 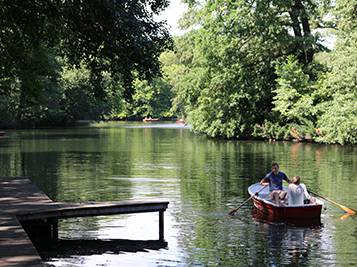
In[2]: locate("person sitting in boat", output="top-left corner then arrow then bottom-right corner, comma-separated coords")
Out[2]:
260,162 -> 291,206
287,176 -> 316,206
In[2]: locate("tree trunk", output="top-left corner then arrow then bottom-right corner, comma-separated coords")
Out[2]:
299,2 -> 314,63
289,0 -> 314,64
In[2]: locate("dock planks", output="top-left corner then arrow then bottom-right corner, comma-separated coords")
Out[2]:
0,177 -> 168,267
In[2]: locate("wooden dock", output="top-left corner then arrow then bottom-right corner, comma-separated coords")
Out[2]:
0,177 -> 169,267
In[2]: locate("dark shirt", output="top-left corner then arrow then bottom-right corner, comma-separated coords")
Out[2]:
264,171 -> 289,191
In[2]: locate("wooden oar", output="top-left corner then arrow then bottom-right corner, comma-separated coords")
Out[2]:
339,213 -> 353,221
309,190 -> 357,215
228,185 -> 267,216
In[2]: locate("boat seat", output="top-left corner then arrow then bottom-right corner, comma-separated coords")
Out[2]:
256,193 -> 269,199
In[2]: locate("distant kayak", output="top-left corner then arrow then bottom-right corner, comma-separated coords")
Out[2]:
143,117 -> 159,122
248,183 -> 323,225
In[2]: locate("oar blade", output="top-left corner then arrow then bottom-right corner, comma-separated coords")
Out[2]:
340,213 -> 353,220
228,208 -> 238,216
310,190 -> 357,215
340,205 -> 357,215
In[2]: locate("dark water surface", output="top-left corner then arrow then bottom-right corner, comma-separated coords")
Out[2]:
0,122 -> 356,267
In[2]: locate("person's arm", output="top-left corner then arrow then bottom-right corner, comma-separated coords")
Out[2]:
260,179 -> 269,186
260,173 -> 270,186
283,172 -> 291,184
301,184 -> 311,200
302,184 -> 317,204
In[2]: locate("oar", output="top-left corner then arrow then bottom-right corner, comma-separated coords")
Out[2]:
339,213 -> 353,221
228,185 -> 267,216
309,190 -> 356,215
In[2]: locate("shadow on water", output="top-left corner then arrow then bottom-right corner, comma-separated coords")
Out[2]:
39,239 -> 168,259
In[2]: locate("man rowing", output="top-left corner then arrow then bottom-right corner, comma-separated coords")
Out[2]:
260,162 -> 290,205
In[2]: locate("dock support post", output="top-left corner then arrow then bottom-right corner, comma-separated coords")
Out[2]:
159,210 -> 164,241
50,219 -> 58,241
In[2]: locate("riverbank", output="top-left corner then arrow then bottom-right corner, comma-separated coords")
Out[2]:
1,120 -> 354,146
0,117 -> 181,129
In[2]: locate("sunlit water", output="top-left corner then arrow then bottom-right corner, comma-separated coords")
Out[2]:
0,122 -> 356,267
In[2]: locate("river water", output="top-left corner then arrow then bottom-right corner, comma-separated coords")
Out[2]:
0,122 -> 356,267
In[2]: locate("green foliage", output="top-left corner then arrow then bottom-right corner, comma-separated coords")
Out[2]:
117,76 -> 173,119
60,63 -> 122,122
0,0 -> 171,96
314,0 -> 357,144
147,78 -> 173,118
273,56 -> 316,124
0,0 -> 355,146
0,78 -> 20,127
262,56 -> 319,140
167,0 -> 326,138
0,0 -> 171,127
263,0 -> 357,144
162,0 -> 355,145
253,121 -> 291,141
160,48 -> 194,117
316,93 -> 357,145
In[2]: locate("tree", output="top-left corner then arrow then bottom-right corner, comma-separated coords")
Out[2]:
264,56 -> 319,140
169,0 -> 329,138
314,0 -> 357,144
316,93 -> 357,145
129,78 -> 173,118
0,0 -> 171,127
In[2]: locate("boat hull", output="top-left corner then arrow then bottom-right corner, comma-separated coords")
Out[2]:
251,207 -> 322,226
252,197 -> 322,225
248,183 -> 323,225
143,118 -> 159,122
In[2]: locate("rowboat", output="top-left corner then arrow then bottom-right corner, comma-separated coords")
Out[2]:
143,117 -> 159,122
248,183 -> 323,225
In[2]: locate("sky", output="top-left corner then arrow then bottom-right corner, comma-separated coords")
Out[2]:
158,0 -> 187,36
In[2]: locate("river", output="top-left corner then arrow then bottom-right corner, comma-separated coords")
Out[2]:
0,122 -> 356,267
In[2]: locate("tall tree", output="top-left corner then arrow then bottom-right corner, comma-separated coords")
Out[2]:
168,0 -> 329,138
315,0 -> 357,144
0,0 -> 171,125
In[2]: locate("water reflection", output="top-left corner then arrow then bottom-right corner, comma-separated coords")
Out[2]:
0,122 -> 356,266
251,209 -> 337,267
258,222 -> 318,266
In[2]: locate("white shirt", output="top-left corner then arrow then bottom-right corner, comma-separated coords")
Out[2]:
287,183 -> 311,206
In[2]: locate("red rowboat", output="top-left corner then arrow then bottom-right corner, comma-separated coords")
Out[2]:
248,183 -> 323,225
143,117 -> 159,122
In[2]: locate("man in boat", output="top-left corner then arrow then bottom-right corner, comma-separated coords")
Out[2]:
260,162 -> 290,205
287,176 -> 316,205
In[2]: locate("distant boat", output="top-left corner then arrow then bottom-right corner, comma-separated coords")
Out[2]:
176,118 -> 185,124
0,131 -> 5,137
248,183 -> 323,225
143,117 -> 159,122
